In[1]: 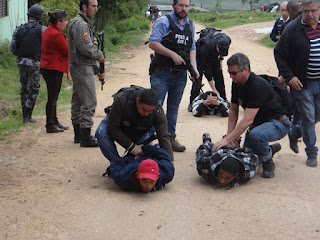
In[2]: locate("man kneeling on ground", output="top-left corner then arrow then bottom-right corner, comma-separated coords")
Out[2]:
110,145 -> 174,192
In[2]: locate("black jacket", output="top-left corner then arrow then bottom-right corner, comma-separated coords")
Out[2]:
274,15 -> 310,88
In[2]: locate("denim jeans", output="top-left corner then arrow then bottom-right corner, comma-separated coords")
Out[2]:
243,118 -> 290,163
292,79 -> 320,158
150,68 -> 187,135
95,115 -> 151,162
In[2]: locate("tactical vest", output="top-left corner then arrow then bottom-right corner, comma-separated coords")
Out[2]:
16,21 -> 42,60
121,90 -> 159,139
154,15 -> 193,69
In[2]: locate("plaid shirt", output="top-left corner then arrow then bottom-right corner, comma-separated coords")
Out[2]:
196,142 -> 259,187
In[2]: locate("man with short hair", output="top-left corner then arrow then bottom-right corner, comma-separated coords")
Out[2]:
10,4 -> 46,123
110,145 -> 174,192
95,87 -> 173,164
287,0 -> 302,19
270,1 -> 290,42
148,0 -> 199,152
188,30 -> 231,111
212,53 -> 290,178
196,133 -> 259,188
274,0 -> 320,167
68,0 -> 105,147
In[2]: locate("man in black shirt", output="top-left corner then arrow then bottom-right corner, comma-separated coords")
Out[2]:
212,53 -> 290,178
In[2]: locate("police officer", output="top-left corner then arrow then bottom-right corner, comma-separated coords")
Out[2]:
68,0 -> 105,147
10,4 -> 46,123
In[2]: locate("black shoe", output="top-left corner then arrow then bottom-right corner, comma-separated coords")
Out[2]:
202,133 -> 211,143
56,123 -> 69,130
46,125 -> 64,133
73,124 -> 81,143
23,117 -> 37,123
80,135 -> 99,147
288,132 -> 299,153
306,157 -> 317,167
80,128 -> 99,147
270,143 -> 281,156
218,104 -> 229,117
188,103 -> 192,112
262,159 -> 275,178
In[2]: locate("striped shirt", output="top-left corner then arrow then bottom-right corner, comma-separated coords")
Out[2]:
304,21 -> 320,80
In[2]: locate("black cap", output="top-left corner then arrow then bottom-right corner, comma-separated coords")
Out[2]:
27,4 -> 44,20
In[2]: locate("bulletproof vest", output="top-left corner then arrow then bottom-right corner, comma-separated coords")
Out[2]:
121,90 -> 158,139
154,15 -> 193,69
16,21 -> 42,60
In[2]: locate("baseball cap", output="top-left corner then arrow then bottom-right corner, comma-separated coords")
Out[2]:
138,159 -> 159,181
217,35 -> 231,57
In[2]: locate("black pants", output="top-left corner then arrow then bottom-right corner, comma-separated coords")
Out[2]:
40,68 -> 63,127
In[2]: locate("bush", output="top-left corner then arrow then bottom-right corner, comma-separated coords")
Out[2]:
0,41 -> 15,67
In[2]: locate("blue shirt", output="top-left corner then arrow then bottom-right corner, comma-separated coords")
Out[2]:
149,11 -> 196,51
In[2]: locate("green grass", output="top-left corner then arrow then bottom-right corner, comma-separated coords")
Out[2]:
259,34 -> 277,48
0,13 -> 150,139
189,11 -> 279,29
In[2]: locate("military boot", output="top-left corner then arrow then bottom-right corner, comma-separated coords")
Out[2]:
80,128 -> 99,147
73,124 -> 81,143
170,134 -> 186,152
53,108 -> 69,130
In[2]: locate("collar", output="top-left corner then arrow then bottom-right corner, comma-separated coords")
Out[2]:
79,11 -> 91,24
280,16 -> 290,22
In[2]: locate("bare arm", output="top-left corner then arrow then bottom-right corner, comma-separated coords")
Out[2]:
207,80 -> 220,97
212,107 -> 259,151
189,49 -> 199,78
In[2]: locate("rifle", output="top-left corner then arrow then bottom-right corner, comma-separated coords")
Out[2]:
98,31 -> 105,91
161,30 -> 204,93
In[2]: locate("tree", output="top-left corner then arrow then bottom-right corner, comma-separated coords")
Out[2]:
242,0 -> 259,11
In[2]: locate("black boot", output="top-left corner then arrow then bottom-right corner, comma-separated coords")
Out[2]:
73,124 -> 81,143
23,106 -> 37,123
80,128 -> 99,147
54,110 -> 69,130
46,105 -> 63,133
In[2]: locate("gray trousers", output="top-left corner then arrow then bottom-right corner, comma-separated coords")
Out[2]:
70,64 -> 97,129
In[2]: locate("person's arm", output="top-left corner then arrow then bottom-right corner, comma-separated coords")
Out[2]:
190,49 -> 199,78
270,20 -> 279,42
107,94 -> 134,151
149,41 -> 185,66
227,103 -> 239,134
9,27 -> 20,56
55,31 -> 69,57
207,80 -> 220,97
212,107 -> 259,151
154,107 -> 174,161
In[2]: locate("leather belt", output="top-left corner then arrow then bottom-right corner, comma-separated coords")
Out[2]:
278,115 -> 287,121
158,66 -> 181,72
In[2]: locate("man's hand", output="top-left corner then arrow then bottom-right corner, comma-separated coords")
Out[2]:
211,138 -> 229,152
171,52 -> 186,65
204,93 -> 219,106
288,76 -> 303,91
97,72 -> 105,80
131,144 -> 143,157
98,54 -> 105,63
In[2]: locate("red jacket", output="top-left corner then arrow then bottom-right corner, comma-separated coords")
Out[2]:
40,24 -> 69,78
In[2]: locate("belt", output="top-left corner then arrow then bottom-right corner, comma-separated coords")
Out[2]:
158,66 -> 182,73
278,115 -> 287,121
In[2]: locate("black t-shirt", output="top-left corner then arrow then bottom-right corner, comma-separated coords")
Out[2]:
231,72 -> 285,126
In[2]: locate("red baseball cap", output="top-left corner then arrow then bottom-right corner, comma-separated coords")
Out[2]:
138,159 -> 159,181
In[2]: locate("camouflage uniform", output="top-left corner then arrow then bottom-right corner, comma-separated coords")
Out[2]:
68,12 -> 102,129
10,20 -> 46,122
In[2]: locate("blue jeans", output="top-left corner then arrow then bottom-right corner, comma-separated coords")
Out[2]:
292,79 -> 320,158
243,118 -> 291,163
150,68 -> 187,135
95,115 -> 151,162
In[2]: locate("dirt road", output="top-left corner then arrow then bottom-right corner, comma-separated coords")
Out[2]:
1,21 -> 320,240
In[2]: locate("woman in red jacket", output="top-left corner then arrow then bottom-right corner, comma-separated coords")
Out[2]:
40,9 -> 68,133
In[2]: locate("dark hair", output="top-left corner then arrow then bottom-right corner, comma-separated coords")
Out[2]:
301,0 -> 320,7
48,9 -> 68,25
227,53 -> 251,71
220,157 -> 240,175
287,0 -> 301,11
138,89 -> 158,106
79,0 -> 89,10
173,0 -> 191,5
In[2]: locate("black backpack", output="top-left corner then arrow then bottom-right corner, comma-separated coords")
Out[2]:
197,27 -> 221,39
104,85 -> 145,114
259,75 -> 290,115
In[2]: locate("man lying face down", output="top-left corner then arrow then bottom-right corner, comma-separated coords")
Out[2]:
109,145 -> 174,193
